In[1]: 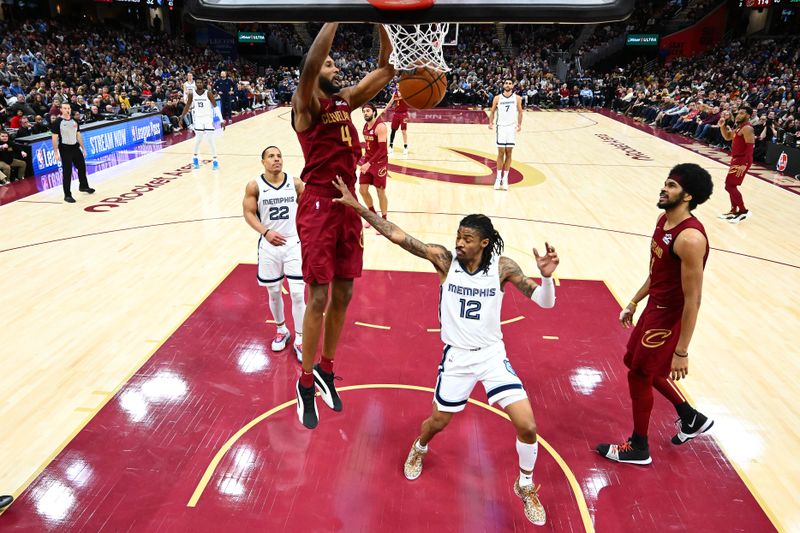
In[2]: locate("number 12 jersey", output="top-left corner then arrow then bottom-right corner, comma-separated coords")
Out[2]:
440,253 -> 504,350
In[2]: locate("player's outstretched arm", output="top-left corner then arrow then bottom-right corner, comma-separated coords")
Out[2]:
499,243 -> 559,308
294,23 -> 339,113
342,26 -> 395,110
332,176 -> 452,274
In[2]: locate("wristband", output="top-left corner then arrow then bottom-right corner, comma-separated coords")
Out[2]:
263,229 -> 270,238
674,350 -> 688,358
531,277 -> 555,308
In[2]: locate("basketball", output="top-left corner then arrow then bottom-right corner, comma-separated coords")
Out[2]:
398,66 -> 447,109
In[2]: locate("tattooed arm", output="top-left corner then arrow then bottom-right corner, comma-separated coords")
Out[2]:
499,256 -> 538,297
332,176 -> 452,276
499,243 -> 560,307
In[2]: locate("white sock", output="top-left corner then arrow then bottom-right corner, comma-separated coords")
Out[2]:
496,172 -> 502,183
415,439 -> 428,452
267,285 -> 285,327
502,170 -> 509,181
516,440 -> 538,487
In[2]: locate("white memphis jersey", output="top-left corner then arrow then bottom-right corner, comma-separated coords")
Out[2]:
495,93 -> 518,127
192,90 -> 213,120
183,81 -> 196,101
440,253 -> 504,350
258,173 -> 298,242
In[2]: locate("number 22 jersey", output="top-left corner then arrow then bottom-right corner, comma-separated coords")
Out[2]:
294,95 -> 361,190
440,253 -> 504,350
258,172 -> 298,241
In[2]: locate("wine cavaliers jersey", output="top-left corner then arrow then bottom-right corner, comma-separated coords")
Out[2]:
362,118 -> 387,164
648,215 -> 709,308
294,95 -> 361,190
731,122 -> 754,161
394,92 -> 409,115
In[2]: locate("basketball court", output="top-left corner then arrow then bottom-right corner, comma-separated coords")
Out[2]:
1,1 -> 799,531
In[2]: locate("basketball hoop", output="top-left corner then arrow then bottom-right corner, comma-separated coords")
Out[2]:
383,23 -> 451,72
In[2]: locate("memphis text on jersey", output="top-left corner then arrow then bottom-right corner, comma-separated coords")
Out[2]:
447,283 -> 497,298
261,196 -> 295,207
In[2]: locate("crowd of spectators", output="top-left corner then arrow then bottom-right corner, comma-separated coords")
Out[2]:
607,36 -> 800,159
2,12 -> 798,184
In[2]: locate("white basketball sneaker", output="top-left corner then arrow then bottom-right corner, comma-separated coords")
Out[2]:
271,330 -> 291,352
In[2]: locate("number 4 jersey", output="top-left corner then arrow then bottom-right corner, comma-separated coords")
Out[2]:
258,172 -> 298,240
440,253 -> 504,350
293,95 -> 361,190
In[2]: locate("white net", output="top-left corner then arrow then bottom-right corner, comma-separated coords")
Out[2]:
383,23 -> 451,73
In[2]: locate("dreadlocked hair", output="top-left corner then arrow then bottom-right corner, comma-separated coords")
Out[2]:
459,214 -> 504,274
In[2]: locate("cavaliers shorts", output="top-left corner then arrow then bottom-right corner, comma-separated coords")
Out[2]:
391,113 -> 408,131
623,303 -> 683,377
359,161 -> 388,188
725,157 -> 752,187
296,184 -> 364,284
434,341 -> 527,413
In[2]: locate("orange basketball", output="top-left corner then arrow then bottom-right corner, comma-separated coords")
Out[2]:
398,67 -> 447,109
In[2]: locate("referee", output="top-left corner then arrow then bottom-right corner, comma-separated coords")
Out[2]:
51,102 -> 95,203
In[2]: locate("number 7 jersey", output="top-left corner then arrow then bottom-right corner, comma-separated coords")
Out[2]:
440,253 -> 504,350
293,95 -> 361,190
258,172 -> 298,240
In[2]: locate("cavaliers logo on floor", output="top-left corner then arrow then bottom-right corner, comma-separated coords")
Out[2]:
387,147 -> 546,188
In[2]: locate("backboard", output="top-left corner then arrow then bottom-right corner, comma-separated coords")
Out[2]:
186,0 -> 634,24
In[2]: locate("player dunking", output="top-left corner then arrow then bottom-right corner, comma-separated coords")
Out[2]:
597,163 -> 715,465
179,78 -> 223,170
333,176 -> 558,526
242,146 -> 306,362
386,86 -> 409,156
359,102 -> 389,225
718,105 -> 755,224
488,78 -> 523,190
291,23 -> 394,429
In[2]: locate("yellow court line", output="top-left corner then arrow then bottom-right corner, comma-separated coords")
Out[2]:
500,316 -> 525,326
265,319 -> 276,324
426,328 -> 441,333
10,262 -> 240,503
186,384 -> 595,533
74,407 -> 96,413
542,336 -> 559,340
599,278 -> 784,532
354,321 -> 391,330
553,275 -> 560,286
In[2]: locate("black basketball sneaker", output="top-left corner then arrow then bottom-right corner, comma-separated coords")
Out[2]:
313,363 -> 342,412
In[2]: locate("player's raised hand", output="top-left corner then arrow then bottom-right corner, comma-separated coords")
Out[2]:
533,242 -> 559,278
331,175 -> 360,209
